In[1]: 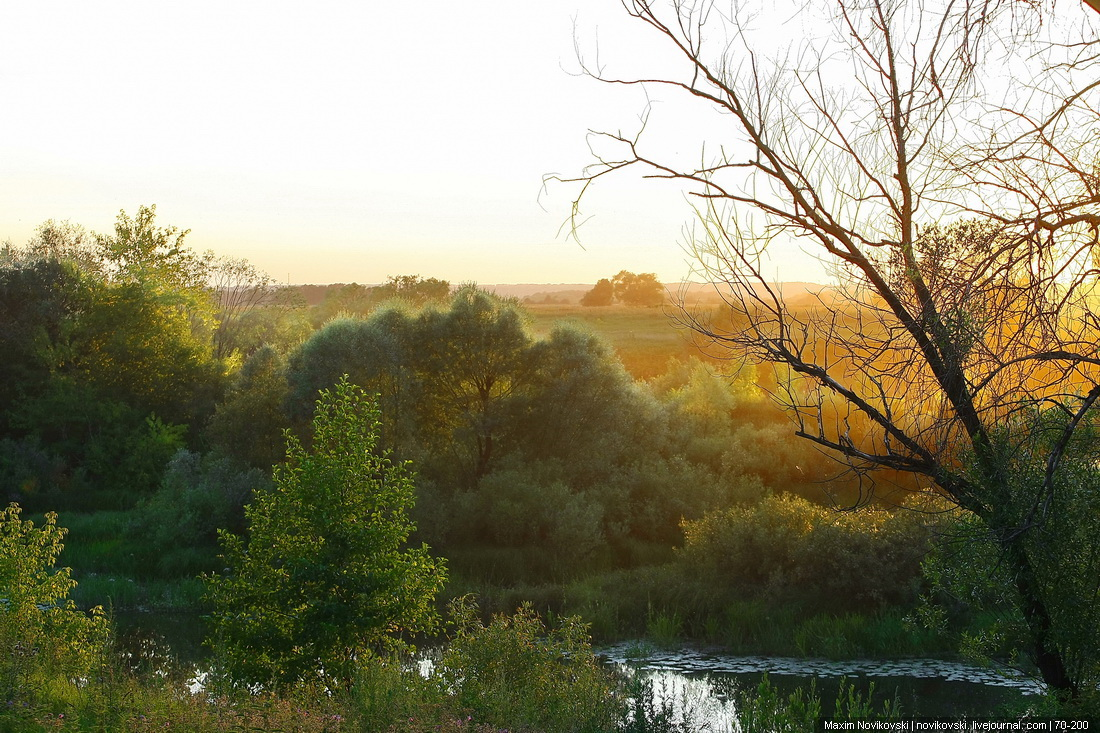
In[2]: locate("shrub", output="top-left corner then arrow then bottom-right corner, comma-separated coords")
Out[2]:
0,504 -> 109,704
437,596 -> 624,733
679,493 -> 932,612
134,449 -> 269,576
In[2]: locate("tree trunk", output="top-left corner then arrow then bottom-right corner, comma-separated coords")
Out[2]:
1004,541 -> 1077,696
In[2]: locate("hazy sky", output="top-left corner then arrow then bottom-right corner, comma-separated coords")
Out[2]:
0,1 -> 830,285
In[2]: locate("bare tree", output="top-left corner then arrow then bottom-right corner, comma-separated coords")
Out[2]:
555,0 -> 1100,695
207,256 -> 280,360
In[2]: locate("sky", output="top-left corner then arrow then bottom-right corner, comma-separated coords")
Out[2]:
0,2 -> 831,285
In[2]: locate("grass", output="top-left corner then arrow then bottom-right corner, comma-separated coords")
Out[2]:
558,563 -> 955,658
26,509 -> 214,611
645,607 -> 684,648
50,510 -> 146,577
70,576 -> 208,611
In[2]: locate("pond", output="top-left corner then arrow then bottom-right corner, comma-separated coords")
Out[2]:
599,642 -> 1044,726
113,613 -> 1044,724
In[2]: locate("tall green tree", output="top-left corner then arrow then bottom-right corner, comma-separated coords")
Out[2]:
96,205 -> 207,293
0,259 -> 94,425
205,345 -> 291,469
0,208 -> 226,508
288,287 -> 533,484
205,378 -> 447,691
416,286 -> 532,480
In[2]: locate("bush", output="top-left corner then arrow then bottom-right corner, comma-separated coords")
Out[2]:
679,493 -> 932,612
437,596 -> 624,733
0,437 -> 82,511
134,449 -> 269,576
0,504 -> 109,705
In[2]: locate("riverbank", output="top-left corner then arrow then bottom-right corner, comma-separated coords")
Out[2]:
86,569 -> 954,662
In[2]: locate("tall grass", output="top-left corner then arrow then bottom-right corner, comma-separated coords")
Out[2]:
735,675 -> 902,732
70,576 -> 208,611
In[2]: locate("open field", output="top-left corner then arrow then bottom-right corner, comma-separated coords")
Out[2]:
524,303 -> 707,379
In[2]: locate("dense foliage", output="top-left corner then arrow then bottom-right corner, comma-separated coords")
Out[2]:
918,420 -> 1100,696
283,288 -> 780,581
1,211 -> 221,510
680,493 -> 932,612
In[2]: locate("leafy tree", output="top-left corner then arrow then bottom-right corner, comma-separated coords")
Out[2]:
288,287 -> 533,484
0,258 -> 95,427
611,270 -> 665,307
74,279 -> 221,426
286,291 -> 767,559
373,274 -> 450,305
0,504 -> 109,702
416,286 -> 532,480
17,219 -> 101,275
286,308 -> 423,457
919,421 -> 1100,695
96,205 -> 208,294
0,208 -> 227,508
513,325 -> 640,462
582,272 -> 664,306
1,209 -> 223,430
206,345 -> 291,468
94,206 -> 221,374
205,377 -> 447,690
561,0 -> 1100,695
580,277 -> 614,306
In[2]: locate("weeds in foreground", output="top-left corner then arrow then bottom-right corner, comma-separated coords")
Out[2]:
736,675 -> 901,733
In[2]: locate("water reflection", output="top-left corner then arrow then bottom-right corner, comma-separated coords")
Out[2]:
600,643 -> 1043,719
109,615 -> 1045,720
113,611 -> 208,690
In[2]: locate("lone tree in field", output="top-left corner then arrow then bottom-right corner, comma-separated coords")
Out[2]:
581,271 -> 665,306
557,0 -> 1100,696
205,377 -> 447,690
580,277 -> 615,306
612,270 -> 665,306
